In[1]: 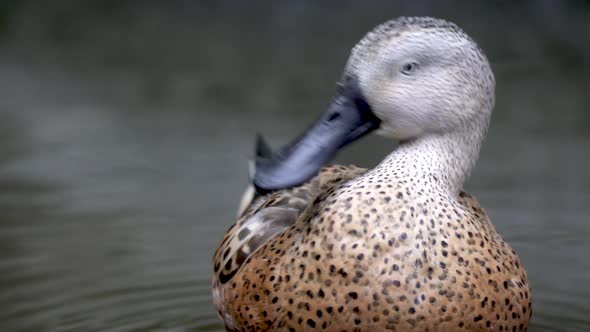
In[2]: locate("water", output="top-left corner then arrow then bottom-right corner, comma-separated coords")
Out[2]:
0,2 -> 589,331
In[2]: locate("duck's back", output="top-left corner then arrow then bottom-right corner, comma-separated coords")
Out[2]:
212,166 -> 367,321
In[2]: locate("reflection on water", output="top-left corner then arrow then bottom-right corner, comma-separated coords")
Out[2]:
0,1 -> 589,331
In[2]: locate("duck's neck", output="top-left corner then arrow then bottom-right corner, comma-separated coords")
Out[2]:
373,122 -> 487,197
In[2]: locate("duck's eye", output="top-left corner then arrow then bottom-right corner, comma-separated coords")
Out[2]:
401,62 -> 419,75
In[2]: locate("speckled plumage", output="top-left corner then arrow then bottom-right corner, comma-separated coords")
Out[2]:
213,17 -> 531,331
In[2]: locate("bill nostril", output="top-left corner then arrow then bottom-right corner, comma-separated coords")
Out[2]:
327,112 -> 341,122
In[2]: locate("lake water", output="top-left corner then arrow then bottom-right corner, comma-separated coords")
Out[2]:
0,2 -> 589,331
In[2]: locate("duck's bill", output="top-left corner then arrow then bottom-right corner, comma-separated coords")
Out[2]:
253,81 -> 381,193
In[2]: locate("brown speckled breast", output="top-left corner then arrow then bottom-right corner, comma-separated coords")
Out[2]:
213,166 -> 531,332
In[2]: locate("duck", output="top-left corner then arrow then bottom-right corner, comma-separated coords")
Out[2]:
212,16 -> 532,332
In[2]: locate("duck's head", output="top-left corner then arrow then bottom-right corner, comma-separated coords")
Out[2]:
254,17 -> 495,193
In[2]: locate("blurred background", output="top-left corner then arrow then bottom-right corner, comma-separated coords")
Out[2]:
0,1 -> 588,331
